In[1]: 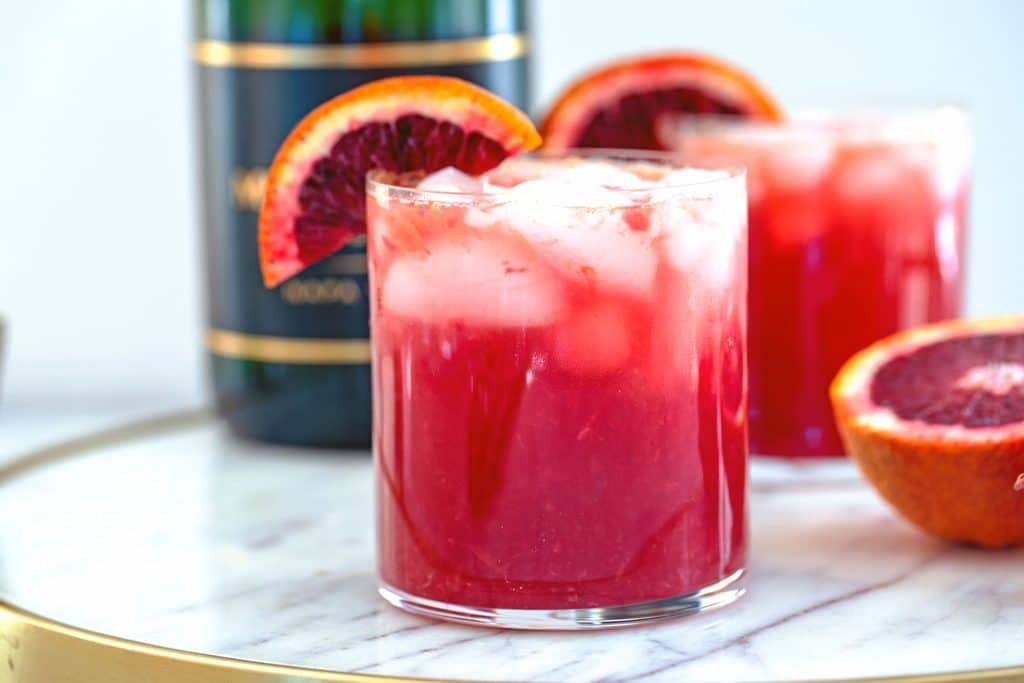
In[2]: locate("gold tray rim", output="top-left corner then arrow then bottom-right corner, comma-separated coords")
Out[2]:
1,409 -> 1022,683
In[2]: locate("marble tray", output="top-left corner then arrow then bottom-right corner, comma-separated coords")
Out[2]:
1,411 -> 1021,682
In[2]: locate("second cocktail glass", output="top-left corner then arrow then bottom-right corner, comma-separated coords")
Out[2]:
367,151 -> 748,628
667,108 -> 971,457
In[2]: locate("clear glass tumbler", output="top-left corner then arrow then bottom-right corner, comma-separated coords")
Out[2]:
666,108 -> 971,458
367,151 -> 748,628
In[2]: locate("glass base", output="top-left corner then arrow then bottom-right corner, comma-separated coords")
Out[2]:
378,568 -> 745,630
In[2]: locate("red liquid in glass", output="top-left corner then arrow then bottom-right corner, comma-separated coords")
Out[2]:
368,184 -> 747,610
749,145 -> 968,456
683,118 -> 971,457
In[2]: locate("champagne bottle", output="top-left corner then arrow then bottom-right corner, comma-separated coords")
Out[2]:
194,0 -> 530,448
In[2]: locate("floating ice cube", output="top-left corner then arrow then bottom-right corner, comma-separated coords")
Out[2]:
483,157 -> 654,191
464,207 -> 499,229
829,147 -> 937,228
417,166 -> 484,194
659,168 -> 732,187
471,161 -> 671,298
503,177 -> 627,207
545,217 -> 657,298
652,179 -> 745,289
547,160 -> 655,190
653,174 -> 745,235
829,147 -> 914,205
658,214 -> 710,269
830,109 -> 969,201
484,179 -> 657,299
828,147 -> 937,258
381,234 -> 565,327
658,210 -> 727,286
760,139 -> 835,192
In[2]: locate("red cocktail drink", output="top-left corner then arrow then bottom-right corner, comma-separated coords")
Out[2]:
674,110 -> 971,457
368,153 -> 748,628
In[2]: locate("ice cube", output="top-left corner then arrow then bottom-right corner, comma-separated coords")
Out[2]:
652,179 -> 745,289
658,213 -> 713,269
417,166 -> 484,194
829,147 -> 910,205
486,182 -> 657,298
473,164 -> 666,298
381,233 -> 565,327
548,218 -> 657,298
547,161 -> 655,189
827,146 -> 936,253
760,138 -> 834,192
464,207 -> 498,229
483,157 -> 654,191
659,168 -> 732,187
503,177 -> 626,207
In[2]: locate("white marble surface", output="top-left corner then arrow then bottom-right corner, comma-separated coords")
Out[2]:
1,413 -> 1022,682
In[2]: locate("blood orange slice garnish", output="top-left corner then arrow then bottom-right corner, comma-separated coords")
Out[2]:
539,52 -> 783,151
831,316 -> 1024,548
259,76 -> 541,287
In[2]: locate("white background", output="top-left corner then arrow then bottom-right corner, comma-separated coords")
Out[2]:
1,0 -> 1021,409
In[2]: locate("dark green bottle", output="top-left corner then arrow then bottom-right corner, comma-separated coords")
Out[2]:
194,0 -> 530,448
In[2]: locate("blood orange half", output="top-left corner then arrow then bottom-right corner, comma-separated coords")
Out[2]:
831,316 -> 1024,547
539,52 -> 782,151
259,76 -> 541,287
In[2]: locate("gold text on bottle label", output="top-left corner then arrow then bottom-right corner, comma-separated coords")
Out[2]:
281,277 -> 363,305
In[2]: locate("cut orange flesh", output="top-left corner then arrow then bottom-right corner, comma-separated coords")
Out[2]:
539,52 -> 782,151
831,316 -> 1024,548
259,76 -> 541,287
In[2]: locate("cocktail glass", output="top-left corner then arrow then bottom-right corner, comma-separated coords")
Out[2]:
665,108 -> 971,458
366,151 -> 748,628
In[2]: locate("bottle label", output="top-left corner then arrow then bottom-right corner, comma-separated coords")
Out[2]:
197,34 -> 529,364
